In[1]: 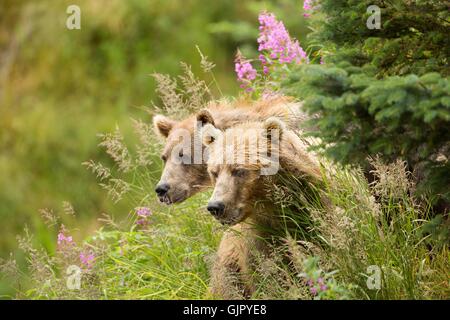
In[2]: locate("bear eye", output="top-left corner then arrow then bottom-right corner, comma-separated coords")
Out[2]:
161,155 -> 167,162
232,168 -> 247,177
209,170 -> 219,179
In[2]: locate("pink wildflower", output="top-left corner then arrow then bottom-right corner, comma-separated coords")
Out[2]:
136,218 -> 149,226
135,207 -> 152,227
303,0 -> 315,17
57,232 -> 73,246
80,251 -> 95,269
136,207 -> 152,217
310,287 -> 318,295
259,54 -> 267,65
257,12 -> 308,66
235,50 -> 257,91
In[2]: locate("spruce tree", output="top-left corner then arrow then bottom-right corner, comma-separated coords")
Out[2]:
284,0 -> 450,205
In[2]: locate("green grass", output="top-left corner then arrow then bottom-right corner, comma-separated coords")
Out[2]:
86,192 -> 222,300
3,158 -> 448,300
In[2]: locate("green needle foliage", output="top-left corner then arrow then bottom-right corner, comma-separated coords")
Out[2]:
283,0 -> 450,203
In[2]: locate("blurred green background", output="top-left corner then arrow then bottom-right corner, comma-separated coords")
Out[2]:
0,0 -> 309,294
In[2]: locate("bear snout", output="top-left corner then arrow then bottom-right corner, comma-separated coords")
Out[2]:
155,183 -> 170,198
207,201 -> 225,217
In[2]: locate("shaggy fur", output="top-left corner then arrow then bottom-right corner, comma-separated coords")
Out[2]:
152,96 -> 309,204
201,118 -> 323,298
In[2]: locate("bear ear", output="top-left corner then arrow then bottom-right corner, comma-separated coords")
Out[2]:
201,123 -> 222,147
196,109 -> 215,127
263,117 -> 286,139
153,115 -> 177,138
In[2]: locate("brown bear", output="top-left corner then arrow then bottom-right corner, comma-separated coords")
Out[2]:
152,97 -> 309,205
201,117 -> 323,298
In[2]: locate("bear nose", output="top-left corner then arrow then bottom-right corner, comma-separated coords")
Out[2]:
207,201 -> 225,217
155,183 -> 170,197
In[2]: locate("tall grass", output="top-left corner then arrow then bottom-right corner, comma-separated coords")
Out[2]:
295,160 -> 449,299
2,123 -> 448,299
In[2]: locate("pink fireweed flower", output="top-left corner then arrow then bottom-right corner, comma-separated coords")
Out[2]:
57,232 -> 73,246
80,251 -> 95,269
136,218 -> 149,226
135,207 -> 152,227
303,0 -> 312,10
235,50 -> 257,91
303,0 -> 316,17
257,12 -> 309,66
310,287 -> 318,295
135,207 -> 152,217
259,54 -> 266,64
320,284 -> 328,291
